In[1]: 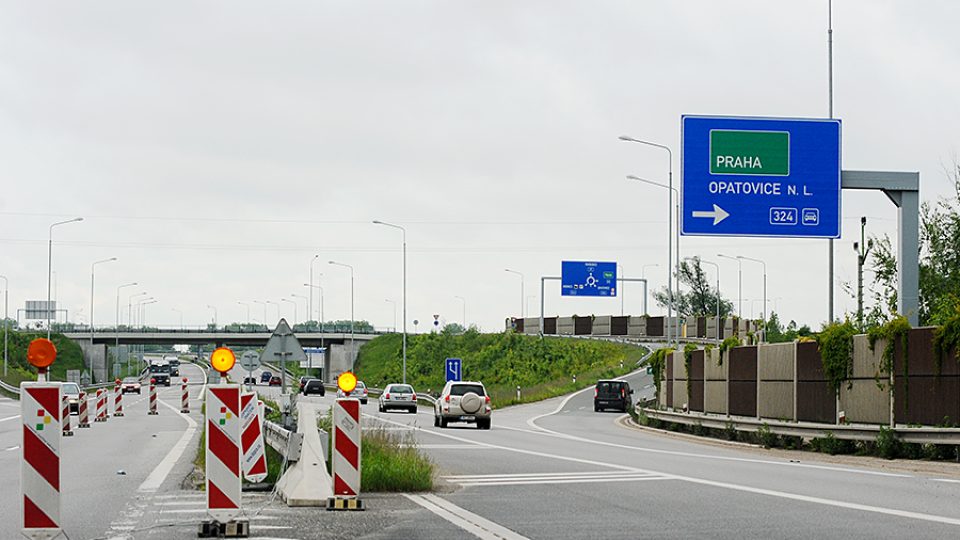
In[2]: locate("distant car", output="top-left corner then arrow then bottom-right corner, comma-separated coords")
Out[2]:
260,371 -> 273,383
302,379 -> 326,396
337,381 -> 368,404
298,376 -> 311,393
121,377 -> 141,394
152,372 -> 171,387
594,379 -> 633,413
434,381 -> 491,429
61,382 -> 81,414
378,383 -> 417,414
269,376 -> 282,387
243,376 -> 257,385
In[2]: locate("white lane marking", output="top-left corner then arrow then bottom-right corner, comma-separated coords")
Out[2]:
405,444 -> 491,450
379,415 -> 960,527
137,398 -> 198,492
0,414 -> 21,423
405,493 -> 529,540
458,476 -> 669,488
6,445 -> 20,451
509,421 -> 913,479
444,470 -> 644,480
933,478 -> 960,484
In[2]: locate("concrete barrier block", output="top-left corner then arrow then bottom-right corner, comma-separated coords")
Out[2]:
276,402 -> 334,506
758,342 -> 795,381
671,380 -> 688,410
852,334 -> 887,379
557,317 -> 575,335
703,348 -> 727,380
704,381 -> 727,414
839,379 -> 890,425
758,381 -> 794,421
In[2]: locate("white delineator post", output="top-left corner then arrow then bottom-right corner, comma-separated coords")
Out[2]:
332,398 -> 361,499
21,382 -> 62,539
60,394 -> 73,438
114,379 -> 124,417
206,385 -> 242,522
240,392 -> 267,482
180,378 -> 190,413
77,391 -> 90,428
148,378 -> 158,415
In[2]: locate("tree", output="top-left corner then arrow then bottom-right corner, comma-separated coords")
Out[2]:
653,257 -> 734,318
869,161 -> 960,326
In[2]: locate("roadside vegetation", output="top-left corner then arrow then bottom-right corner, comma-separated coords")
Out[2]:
355,329 -> 648,406
0,332 -> 86,388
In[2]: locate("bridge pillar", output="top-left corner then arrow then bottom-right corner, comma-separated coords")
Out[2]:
77,342 -> 108,383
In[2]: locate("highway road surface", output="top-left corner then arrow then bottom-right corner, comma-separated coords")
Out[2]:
4,361 -> 960,539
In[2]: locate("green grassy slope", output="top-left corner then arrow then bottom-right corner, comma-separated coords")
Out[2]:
0,332 -> 86,386
355,330 -> 648,406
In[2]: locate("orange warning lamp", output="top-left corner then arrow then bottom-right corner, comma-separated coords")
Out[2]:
27,338 -> 57,370
338,371 -> 358,394
210,347 -> 237,375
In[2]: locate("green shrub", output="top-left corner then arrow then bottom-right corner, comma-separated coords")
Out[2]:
756,423 -> 778,448
810,432 -> 855,455
876,426 -> 900,459
817,321 -> 858,392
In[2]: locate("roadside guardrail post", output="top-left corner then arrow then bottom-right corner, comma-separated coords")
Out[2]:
181,377 -> 190,413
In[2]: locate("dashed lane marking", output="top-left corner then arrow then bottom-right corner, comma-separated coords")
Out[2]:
405,493 -> 529,540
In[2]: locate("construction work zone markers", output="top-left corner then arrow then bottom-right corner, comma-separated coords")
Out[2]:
330,397 -> 363,509
181,378 -> 190,413
113,379 -> 124,417
94,389 -> 107,422
240,392 -> 267,482
77,391 -> 90,428
60,394 -> 72,438
20,383 -> 62,539
148,379 -> 158,415
205,384 -> 242,523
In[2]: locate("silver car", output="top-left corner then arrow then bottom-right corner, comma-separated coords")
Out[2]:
378,383 -> 417,414
61,382 -> 81,414
433,381 -> 491,429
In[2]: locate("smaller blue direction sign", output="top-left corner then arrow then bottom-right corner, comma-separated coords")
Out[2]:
561,261 -> 617,297
445,358 -> 462,382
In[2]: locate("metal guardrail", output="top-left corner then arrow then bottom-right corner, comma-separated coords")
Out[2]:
0,379 -> 20,396
640,407 -> 960,445
263,419 -> 304,462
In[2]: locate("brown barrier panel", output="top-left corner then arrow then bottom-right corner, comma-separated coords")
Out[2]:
646,316 -> 665,337
728,346 -> 757,381
514,318 -> 524,333
697,317 -> 706,338
797,381 -> 836,423
796,341 -> 828,381
689,380 -> 705,412
543,317 -> 557,335
611,316 -> 628,336
894,377 -> 960,426
574,317 -> 592,335
892,327 -> 959,376
689,349 -> 705,380
728,381 -> 756,417
665,352 -> 674,407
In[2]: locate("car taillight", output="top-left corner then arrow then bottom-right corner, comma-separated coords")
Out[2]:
594,388 -> 598,397
412,393 -> 417,401
485,396 -> 490,403
444,395 -> 450,402
385,393 -> 390,399
621,388 -> 626,397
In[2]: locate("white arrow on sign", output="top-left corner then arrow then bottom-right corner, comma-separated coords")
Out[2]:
692,204 -> 730,225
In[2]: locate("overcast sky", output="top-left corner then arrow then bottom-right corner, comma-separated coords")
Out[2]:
1,1 -> 957,333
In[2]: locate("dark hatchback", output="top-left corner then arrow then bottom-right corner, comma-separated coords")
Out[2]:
594,379 -> 633,412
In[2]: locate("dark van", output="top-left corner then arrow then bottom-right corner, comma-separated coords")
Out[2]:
594,379 -> 633,412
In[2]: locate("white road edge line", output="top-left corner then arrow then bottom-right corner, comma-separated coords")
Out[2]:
376,415 -> 960,527
0,415 -> 21,423
404,493 -> 530,540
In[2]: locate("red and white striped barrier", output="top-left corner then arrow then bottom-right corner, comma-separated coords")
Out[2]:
94,389 -> 107,422
114,380 -> 124,417
332,398 -> 362,499
77,391 -> 90,428
240,392 -> 267,482
61,394 -> 73,438
20,382 -> 62,538
206,385 -> 242,522
180,378 -> 190,413
148,379 -> 158,415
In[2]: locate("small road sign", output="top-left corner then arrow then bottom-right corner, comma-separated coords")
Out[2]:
445,358 -> 462,382
239,351 -> 260,372
561,261 -> 617,297
681,115 -> 841,238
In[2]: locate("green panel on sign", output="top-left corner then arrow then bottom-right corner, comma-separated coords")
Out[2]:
710,130 -> 789,176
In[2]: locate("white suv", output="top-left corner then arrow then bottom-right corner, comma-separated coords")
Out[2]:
433,381 -> 491,429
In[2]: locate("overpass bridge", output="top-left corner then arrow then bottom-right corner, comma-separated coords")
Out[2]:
62,329 -> 380,348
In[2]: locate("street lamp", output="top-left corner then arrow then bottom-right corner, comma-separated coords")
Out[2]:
0,275 -> 7,377
385,299 -> 397,331
141,299 -> 158,327
309,254 -> 320,324
373,220 -> 408,384
328,261 -> 355,368
253,300 -> 267,327
626,171 -> 680,345
454,295 -> 466,330
717,254 -> 743,317
685,257 -> 720,341
115,281 -> 136,350
237,301 -> 250,325
172,308 -> 183,328
504,269 -> 524,319
90,257 -> 117,343
303,283 -> 324,334
738,255 -> 767,329
207,305 -> 218,329
281,298 -> 296,326
266,300 -> 280,324
128,291 -> 147,327
136,297 -> 154,329
47,217 -> 83,339
291,294 -> 308,327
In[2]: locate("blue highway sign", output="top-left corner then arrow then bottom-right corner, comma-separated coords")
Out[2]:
681,115 -> 841,238
445,358 -> 462,382
561,261 -> 617,297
